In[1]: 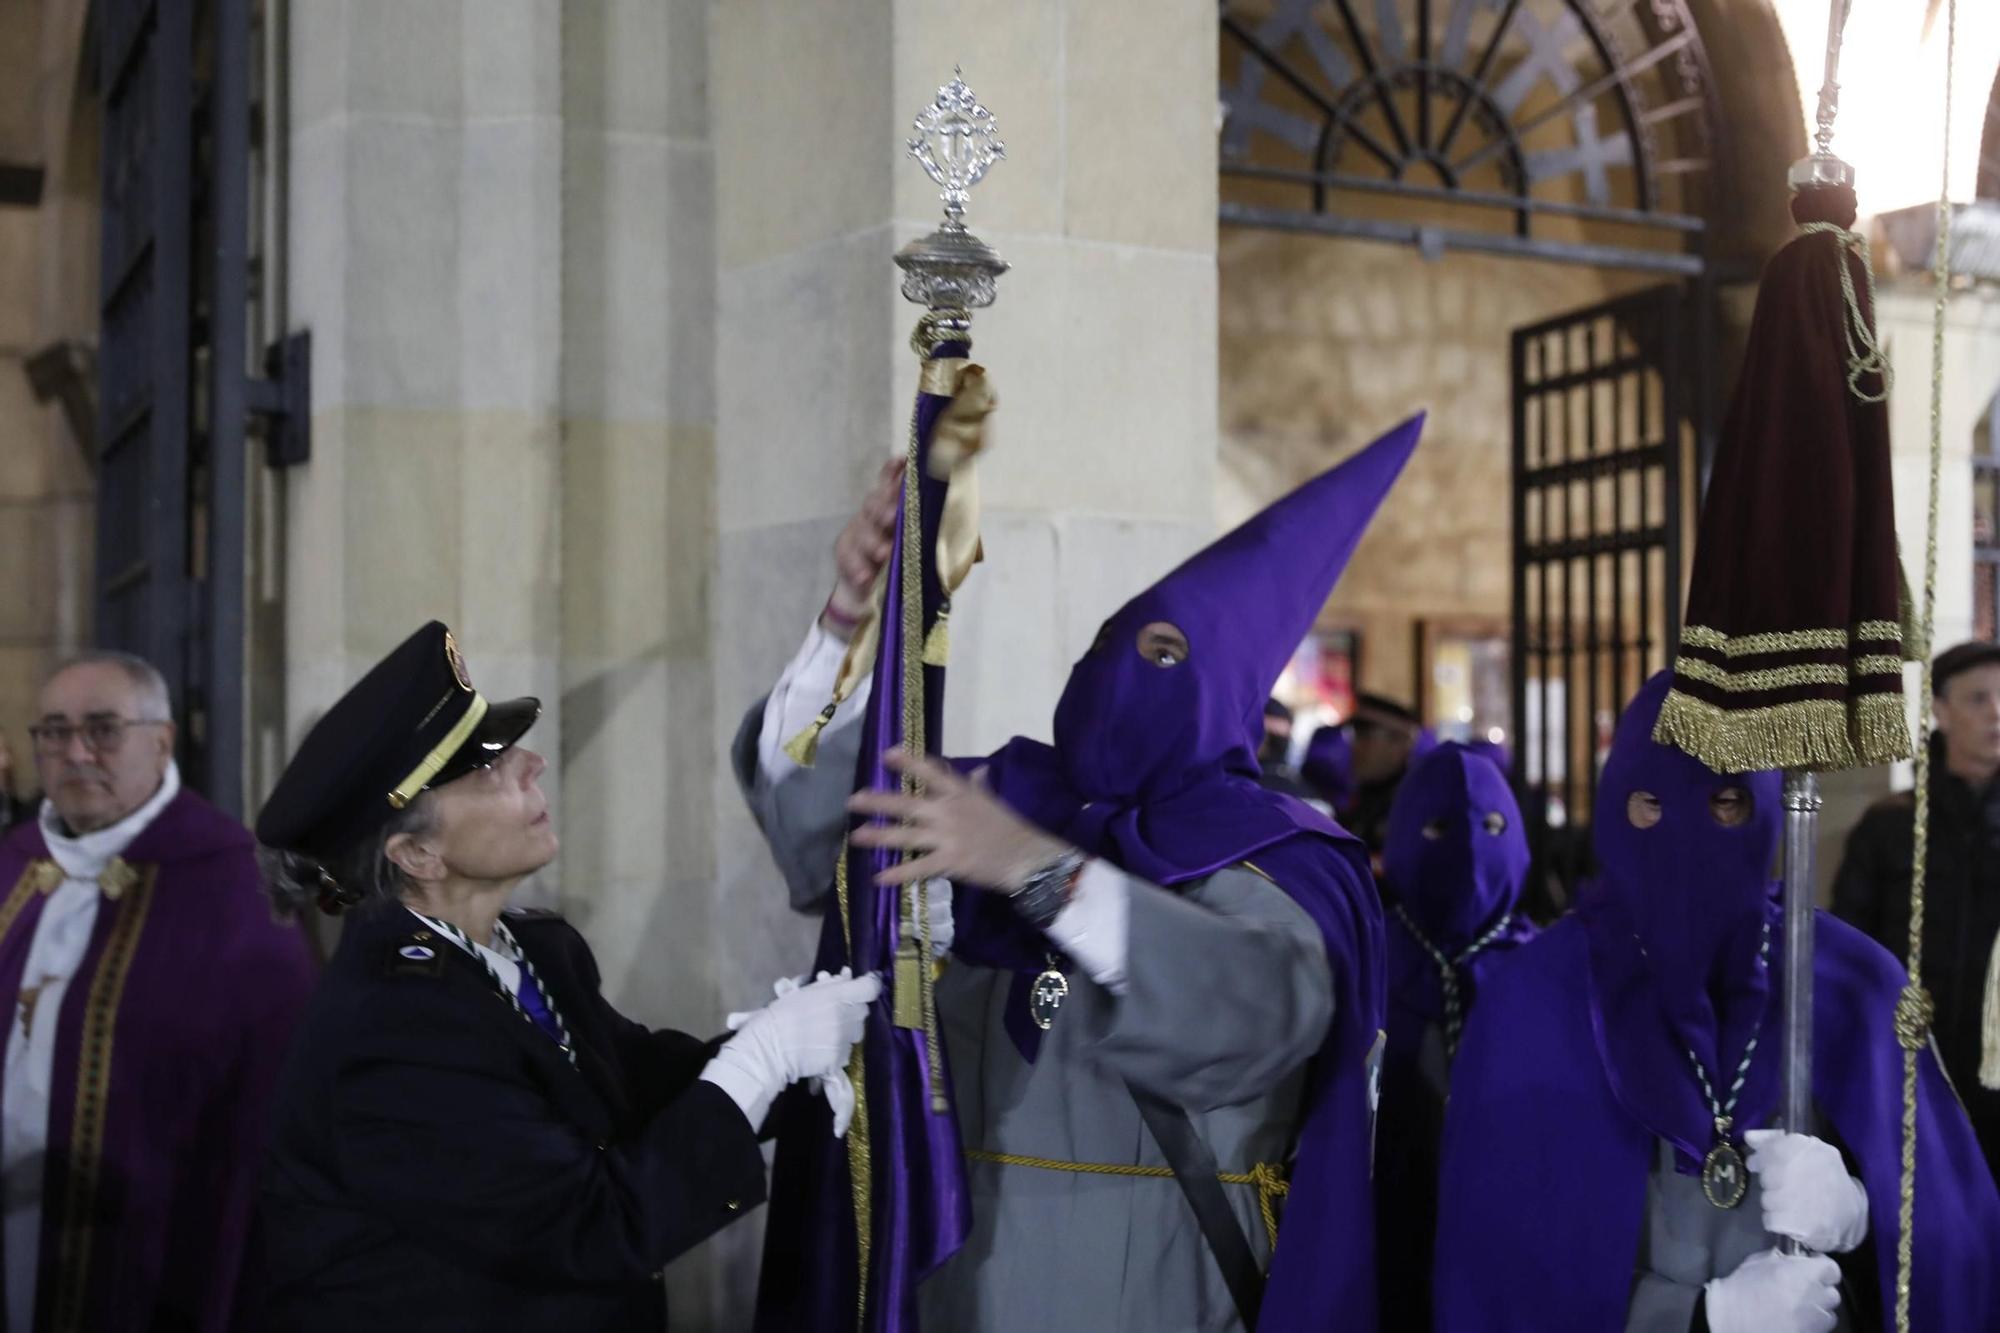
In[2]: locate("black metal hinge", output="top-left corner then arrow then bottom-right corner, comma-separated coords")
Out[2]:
251,329 -> 311,467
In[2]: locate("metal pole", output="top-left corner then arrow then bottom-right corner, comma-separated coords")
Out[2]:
1780,769 -> 1822,1251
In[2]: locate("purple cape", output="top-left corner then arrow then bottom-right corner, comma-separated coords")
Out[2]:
1434,912 -> 2000,1330
950,414 -> 1426,1332
754,341 -> 972,1333
1374,743 -> 1536,1328
0,789 -> 318,1331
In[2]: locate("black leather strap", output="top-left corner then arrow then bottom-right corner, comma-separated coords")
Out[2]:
1128,1082 -> 1266,1328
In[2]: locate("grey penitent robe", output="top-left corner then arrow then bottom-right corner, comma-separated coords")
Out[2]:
734,706 -> 1334,1333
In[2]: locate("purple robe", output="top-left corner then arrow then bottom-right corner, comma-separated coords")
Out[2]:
0,790 -> 318,1331
1375,743 -> 1536,1329
1435,674 -> 2000,1329
755,338 -> 971,1333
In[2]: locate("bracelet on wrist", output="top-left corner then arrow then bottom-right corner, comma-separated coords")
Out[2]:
1009,849 -> 1088,931
821,595 -> 863,633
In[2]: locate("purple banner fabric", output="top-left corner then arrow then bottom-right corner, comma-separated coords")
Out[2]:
754,343 -> 973,1333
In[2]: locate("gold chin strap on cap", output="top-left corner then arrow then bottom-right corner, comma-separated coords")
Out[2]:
387,693 -> 489,809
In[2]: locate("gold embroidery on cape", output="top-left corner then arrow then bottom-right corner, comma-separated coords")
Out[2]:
50,863 -> 158,1333
3,862 -> 59,928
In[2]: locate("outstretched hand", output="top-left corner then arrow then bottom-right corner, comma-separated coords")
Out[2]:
848,749 -> 1069,892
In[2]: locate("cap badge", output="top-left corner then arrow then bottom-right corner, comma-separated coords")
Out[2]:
443,631 -> 473,692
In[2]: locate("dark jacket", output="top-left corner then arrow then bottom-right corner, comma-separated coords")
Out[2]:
1832,735 -> 2000,1181
260,904 -> 767,1331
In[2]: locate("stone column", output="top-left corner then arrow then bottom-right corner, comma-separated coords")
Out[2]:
698,0 -> 1219,1320
554,0 -> 721,1016
0,0 -> 95,768
283,0 -> 568,857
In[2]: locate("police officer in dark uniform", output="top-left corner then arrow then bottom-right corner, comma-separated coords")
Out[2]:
254,622 -> 877,1331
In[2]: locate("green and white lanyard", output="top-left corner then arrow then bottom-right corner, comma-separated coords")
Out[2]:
407,909 -> 576,1066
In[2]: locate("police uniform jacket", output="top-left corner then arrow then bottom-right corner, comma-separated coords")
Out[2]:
260,903 -> 766,1331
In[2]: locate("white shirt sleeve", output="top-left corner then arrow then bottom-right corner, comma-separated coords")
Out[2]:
1044,859 -> 1131,994
756,616 -> 874,784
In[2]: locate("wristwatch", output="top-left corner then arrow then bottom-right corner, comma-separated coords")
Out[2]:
1009,848 -> 1087,930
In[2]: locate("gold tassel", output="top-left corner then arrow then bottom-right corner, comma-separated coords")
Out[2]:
921,604 -> 951,667
782,703 -> 839,768
892,937 -> 925,1030
1981,931 -> 2000,1089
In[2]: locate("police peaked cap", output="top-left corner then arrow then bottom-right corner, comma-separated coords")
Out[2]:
256,621 -> 540,861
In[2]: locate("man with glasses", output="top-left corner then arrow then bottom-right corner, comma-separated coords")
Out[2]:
0,653 -> 317,1332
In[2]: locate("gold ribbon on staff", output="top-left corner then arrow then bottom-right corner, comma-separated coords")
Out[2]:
781,362 -> 992,767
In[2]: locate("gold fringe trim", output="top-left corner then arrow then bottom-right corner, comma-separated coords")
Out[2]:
831,842 -> 873,1328
51,864 -> 158,1333
1653,686 -> 1912,773
1682,621 -> 1904,658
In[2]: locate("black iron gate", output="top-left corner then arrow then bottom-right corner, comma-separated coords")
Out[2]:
1509,284 -> 1699,904
96,0 -> 197,711
94,0 -> 303,815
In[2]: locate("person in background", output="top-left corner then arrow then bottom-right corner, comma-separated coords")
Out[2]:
0,652 -> 317,1332
1301,723 -> 1353,814
1256,697 -> 1315,800
1343,692 -> 1424,866
1833,639 -> 2000,1183
1373,742 -> 1536,1329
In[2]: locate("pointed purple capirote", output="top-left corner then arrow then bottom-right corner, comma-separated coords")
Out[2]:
951,413 -> 1426,1332
1048,412 -> 1424,811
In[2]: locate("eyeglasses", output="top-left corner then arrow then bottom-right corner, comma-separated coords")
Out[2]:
28,718 -> 168,755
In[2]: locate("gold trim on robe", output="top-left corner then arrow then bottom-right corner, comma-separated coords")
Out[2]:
49,864 -> 159,1333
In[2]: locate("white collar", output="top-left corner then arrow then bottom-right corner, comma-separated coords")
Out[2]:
39,762 -> 182,883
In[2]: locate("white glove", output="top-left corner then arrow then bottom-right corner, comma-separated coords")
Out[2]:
1704,1249 -> 1842,1333
1745,1129 -> 1870,1254
909,880 -> 955,958
701,969 -> 879,1132
751,974 -> 862,1138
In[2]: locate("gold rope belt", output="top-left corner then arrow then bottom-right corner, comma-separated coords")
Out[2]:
963,1148 -> 1289,1250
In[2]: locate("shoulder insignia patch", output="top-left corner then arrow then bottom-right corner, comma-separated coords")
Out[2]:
383,937 -> 446,977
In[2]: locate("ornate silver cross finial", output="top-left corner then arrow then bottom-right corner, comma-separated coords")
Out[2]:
907,68 -> 1006,228
896,69 -> 1009,315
